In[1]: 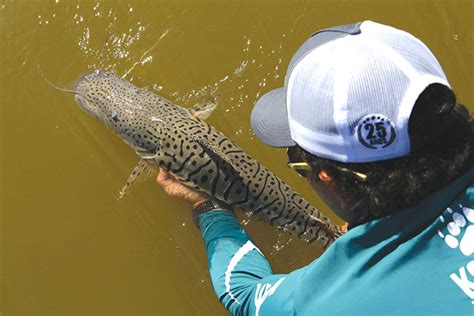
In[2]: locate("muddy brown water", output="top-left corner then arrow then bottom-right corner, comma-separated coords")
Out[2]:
1,0 -> 472,314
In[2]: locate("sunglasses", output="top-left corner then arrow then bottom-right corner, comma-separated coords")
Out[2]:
286,147 -> 368,182
287,147 -> 311,177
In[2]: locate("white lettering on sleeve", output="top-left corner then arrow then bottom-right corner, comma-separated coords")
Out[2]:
254,277 -> 286,316
224,240 -> 262,305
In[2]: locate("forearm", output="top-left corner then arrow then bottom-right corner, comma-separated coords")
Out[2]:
155,168 -> 297,314
197,210 -> 268,314
198,210 -> 299,315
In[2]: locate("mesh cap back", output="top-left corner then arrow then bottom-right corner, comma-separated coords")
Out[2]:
286,21 -> 450,162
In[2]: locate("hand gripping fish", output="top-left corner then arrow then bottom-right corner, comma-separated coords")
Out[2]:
69,71 -> 344,248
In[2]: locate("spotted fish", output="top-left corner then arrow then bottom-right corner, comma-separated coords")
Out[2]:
72,71 -> 344,248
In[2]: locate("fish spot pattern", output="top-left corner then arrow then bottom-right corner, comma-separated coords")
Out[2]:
74,71 -> 343,248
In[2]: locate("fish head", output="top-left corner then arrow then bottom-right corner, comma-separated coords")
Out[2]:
74,71 -> 161,158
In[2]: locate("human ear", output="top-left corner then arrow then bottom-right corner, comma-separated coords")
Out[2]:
318,169 -> 333,182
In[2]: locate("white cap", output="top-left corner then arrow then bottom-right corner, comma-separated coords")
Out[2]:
251,20 -> 450,163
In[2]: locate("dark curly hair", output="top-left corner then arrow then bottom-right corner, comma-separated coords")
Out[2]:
297,83 -> 474,225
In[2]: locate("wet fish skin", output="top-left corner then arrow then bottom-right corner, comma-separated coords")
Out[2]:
73,71 -> 344,248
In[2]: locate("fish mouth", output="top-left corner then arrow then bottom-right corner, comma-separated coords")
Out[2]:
74,73 -> 101,117
74,94 -> 98,118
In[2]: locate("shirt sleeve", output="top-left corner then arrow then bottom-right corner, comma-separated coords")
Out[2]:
197,209 -> 305,316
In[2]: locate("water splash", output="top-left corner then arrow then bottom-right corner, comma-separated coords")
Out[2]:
170,30 -> 290,119
122,28 -> 171,78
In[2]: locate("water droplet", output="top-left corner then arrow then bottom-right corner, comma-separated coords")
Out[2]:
141,55 -> 153,65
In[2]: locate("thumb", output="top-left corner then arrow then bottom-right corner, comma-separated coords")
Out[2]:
157,168 -> 175,187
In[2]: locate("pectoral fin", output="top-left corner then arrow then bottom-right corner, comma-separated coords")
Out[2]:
191,136 -> 243,179
190,94 -> 220,120
119,159 -> 149,199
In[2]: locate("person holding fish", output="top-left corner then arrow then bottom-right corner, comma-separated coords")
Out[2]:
157,21 -> 474,315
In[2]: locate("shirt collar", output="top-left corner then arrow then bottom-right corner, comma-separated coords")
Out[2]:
346,167 -> 474,246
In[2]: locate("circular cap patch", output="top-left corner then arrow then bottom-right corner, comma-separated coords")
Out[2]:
356,114 -> 396,149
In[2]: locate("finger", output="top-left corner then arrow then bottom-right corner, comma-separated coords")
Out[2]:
156,168 -> 189,198
341,223 -> 348,233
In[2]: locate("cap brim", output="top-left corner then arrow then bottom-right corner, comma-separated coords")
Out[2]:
250,88 -> 295,147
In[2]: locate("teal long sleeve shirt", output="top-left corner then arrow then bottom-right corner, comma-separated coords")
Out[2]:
197,168 -> 474,315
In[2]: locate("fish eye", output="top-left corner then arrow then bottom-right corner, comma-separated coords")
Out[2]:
112,111 -> 119,122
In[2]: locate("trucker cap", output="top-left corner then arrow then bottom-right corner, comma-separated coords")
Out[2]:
250,20 -> 450,163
